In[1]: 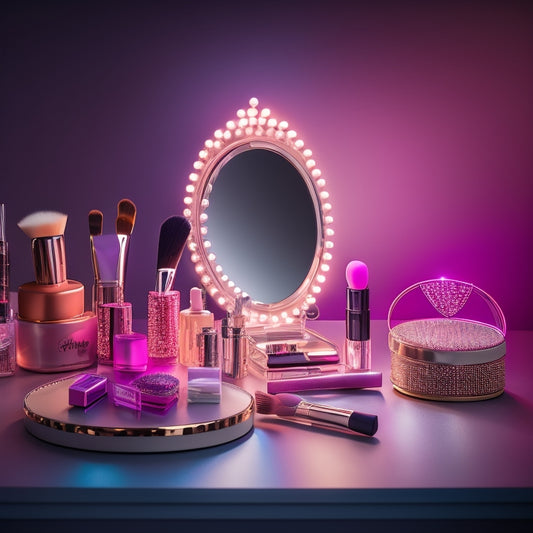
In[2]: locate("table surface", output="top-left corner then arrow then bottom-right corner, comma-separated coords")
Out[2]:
1,320 -> 532,522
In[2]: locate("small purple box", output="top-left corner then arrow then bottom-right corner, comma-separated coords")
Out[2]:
69,374 -> 108,407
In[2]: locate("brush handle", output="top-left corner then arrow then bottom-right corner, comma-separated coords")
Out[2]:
295,400 -> 378,436
31,236 -> 66,285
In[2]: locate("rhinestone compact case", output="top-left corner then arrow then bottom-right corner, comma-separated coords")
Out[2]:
388,278 -> 506,401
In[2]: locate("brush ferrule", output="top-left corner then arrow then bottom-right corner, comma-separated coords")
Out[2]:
155,268 -> 176,293
117,234 -> 130,287
31,235 -> 66,285
295,400 -> 352,428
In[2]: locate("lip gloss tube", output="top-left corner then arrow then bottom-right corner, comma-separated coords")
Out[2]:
344,260 -> 371,370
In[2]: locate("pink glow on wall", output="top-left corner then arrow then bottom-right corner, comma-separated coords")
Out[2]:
2,1 -> 532,329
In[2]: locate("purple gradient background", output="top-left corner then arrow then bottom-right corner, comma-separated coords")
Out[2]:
1,0 -> 532,329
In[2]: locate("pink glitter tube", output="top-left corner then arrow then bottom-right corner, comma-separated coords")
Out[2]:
147,290 -> 180,364
97,302 -> 132,365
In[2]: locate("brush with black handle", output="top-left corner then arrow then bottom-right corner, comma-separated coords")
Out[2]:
255,390 -> 378,436
155,216 -> 191,293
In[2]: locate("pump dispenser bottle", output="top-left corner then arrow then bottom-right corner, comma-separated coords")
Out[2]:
179,287 -> 214,367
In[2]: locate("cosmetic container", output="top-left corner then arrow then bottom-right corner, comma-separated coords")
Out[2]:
179,287 -> 214,367
198,327 -> 219,368
113,332 -> 148,373
148,290 -> 180,364
16,211 -> 97,373
388,278 -> 506,401
187,366 -> 221,403
97,302 -> 132,365
222,317 -> 248,379
0,205 -> 15,377
0,315 -> 15,377
69,373 -> 108,407
112,372 -> 180,412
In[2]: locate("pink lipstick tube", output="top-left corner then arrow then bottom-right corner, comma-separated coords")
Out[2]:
147,290 -> 180,364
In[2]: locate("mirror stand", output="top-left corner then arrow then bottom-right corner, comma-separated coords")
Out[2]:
183,98 -> 342,387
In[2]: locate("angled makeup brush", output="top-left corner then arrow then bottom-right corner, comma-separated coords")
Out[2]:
116,198 -> 137,291
155,215 -> 191,292
255,390 -> 378,436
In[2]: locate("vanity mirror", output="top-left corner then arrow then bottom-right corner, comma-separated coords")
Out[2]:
183,98 -> 340,381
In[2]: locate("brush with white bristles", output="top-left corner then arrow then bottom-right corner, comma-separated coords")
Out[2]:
255,390 -> 378,436
18,211 -> 69,285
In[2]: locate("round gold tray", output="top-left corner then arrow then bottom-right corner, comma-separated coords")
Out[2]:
24,376 -> 254,453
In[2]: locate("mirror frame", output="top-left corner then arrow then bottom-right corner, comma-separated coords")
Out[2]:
182,98 -> 334,326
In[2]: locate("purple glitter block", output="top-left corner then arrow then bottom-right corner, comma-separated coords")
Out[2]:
69,374 -> 108,407
131,372 -> 180,411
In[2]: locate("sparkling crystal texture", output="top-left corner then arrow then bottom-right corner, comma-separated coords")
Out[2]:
420,279 -> 473,317
148,290 -> 180,362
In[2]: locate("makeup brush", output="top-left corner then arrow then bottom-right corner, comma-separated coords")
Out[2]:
88,210 -> 103,237
18,211 -> 68,285
116,198 -> 137,291
155,215 -> 191,292
254,390 -> 378,436
88,210 -> 103,281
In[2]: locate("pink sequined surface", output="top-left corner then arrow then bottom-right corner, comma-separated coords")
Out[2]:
390,318 -> 506,400
391,352 -> 505,400
391,318 -> 504,351
147,291 -> 180,361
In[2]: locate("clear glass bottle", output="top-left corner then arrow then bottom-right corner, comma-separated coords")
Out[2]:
179,287 -> 214,367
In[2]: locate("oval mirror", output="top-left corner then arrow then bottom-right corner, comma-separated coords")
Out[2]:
182,98 -> 334,328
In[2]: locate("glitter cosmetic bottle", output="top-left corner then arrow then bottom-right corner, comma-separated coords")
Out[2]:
148,290 -> 180,364
97,301 -> 132,365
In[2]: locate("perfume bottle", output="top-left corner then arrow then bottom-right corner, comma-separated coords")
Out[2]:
179,287 -> 214,367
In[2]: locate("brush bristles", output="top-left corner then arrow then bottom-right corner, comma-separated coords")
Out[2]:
157,216 -> 191,270
18,211 -> 68,239
88,210 -> 103,236
254,391 -> 299,417
116,214 -> 135,236
116,198 -> 136,236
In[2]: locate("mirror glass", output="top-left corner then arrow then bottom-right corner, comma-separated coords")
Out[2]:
183,98 -> 334,326
206,145 -> 318,305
